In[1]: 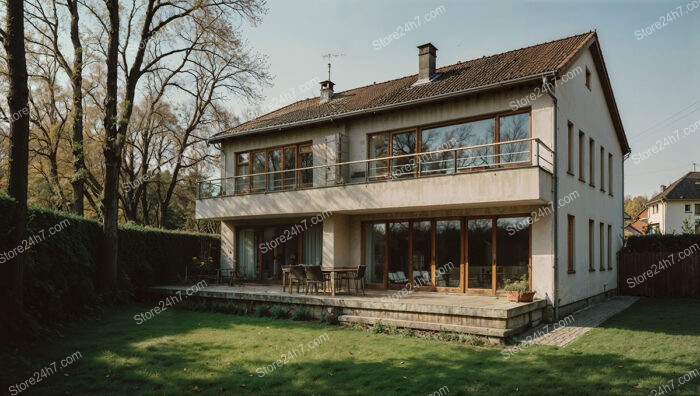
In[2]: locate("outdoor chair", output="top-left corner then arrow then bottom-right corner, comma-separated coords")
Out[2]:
288,265 -> 307,294
304,265 -> 329,295
341,265 -> 366,295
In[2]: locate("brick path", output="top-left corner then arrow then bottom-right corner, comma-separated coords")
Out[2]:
516,296 -> 639,347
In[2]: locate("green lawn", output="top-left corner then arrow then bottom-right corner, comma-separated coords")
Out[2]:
1,298 -> 699,395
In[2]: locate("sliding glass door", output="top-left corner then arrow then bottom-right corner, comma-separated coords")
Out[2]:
435,220 -> 461,288
362,214 -> 531,293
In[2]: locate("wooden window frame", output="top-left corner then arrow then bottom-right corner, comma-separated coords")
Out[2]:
608,153 -> 613,196
589,219 -> 595,271
578,131 -> 585,183
366,109 -> 532,172
607,224 -> 613,270
567,121 -> 574,176
567,215 -> 576,274
589,138 -> 595,188
599,222 -> 605,271
234,142 -> 313,194
600,146 -> 606,192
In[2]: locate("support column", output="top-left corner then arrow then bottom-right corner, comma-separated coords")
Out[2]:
323,214 -> 350,267
220,221 -> 235,271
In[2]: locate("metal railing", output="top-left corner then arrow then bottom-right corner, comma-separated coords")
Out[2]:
197,138 -> 554,199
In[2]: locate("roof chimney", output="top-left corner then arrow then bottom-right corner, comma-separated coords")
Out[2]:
320,80 -> 335,104
660,185 -> 667,191
416,43 -> 438,84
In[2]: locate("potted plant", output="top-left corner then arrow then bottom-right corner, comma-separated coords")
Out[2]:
502,275 -> 536,302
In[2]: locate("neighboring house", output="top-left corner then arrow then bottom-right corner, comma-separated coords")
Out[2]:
624,208 -> 648,237
196,31 -> 630,318
646,172 -> 700,234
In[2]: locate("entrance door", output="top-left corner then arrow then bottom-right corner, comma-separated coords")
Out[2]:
435,220 -> 461,289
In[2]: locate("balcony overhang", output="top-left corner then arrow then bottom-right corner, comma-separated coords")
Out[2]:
196,166 -> 552,221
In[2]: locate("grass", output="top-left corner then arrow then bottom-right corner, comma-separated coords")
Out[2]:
1,298 -> 698,395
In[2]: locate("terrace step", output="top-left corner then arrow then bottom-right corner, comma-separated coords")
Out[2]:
338,315 -> 523,339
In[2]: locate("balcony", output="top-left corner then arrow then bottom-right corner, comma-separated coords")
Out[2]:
196,138 -> 554,220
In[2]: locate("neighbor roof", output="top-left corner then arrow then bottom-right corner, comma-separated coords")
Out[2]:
211,31 -> 629,153
648,172 -> 700,203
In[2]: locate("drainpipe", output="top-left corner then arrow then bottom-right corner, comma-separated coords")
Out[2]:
544,74 -> 559,322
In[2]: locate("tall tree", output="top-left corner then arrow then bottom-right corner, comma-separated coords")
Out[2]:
94,0 -> 269,288
1,0 -> 30,337
101,0 -> 120,292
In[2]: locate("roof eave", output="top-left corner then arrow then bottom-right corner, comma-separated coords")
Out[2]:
208,72 -> 555,144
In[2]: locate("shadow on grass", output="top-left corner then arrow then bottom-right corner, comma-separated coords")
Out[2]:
1,300 -> 698,395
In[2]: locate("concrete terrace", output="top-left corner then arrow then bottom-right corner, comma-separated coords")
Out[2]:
150,284 -> 547,340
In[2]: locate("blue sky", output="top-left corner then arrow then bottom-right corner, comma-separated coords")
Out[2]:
234,0 -> 700,198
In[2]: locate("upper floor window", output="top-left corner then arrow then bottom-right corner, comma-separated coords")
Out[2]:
368,111 -> 530,178
608,153 -> 613,196
585,67 -> 591,90
236,143 -> 312,193
588,138 -> 595,188
567,122 -> 574,175
578,131 -> 585,182
600,146 -> 605,192
685,204 -> 692,213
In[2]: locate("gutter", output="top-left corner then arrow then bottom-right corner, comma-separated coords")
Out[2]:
543,73 -> 560,322
208,72 -> 555,144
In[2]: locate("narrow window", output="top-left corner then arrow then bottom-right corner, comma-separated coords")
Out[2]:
608,153 -> 613,195
567,215 -> 575,273
695,204 -> 700,215
600,147 -> 605,192
608,224 -> 612,269
589,219 -> 595,271
589,138 -> 595,187
567,122 -> 574,175
599,222 -> 605,270
578,131 -> 585,182
585,67 -> 591,90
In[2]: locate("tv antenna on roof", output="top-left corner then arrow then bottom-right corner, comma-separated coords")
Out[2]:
694,162 -> 698,172
322,53 -> 345,81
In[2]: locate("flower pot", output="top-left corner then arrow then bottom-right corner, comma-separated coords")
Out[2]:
506,291 -> 536,302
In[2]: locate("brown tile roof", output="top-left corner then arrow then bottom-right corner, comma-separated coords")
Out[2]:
649,172 -> 700,202
211,31 -> 628,153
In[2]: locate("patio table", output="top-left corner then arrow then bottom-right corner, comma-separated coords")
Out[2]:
321,267 -> 359,296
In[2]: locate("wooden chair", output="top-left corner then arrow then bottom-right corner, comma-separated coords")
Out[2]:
288,265 -> 307,294
341,265 -> 366,295
304,265 -> 329,295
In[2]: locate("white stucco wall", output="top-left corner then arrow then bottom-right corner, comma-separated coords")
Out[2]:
649,200 -> 700,234
554,48 -> 624,307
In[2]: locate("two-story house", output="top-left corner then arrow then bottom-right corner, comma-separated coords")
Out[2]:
196,31 -> 630,319
647,172 -> 700,234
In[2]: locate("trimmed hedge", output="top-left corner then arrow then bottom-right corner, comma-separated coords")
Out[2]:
0,194 -> 219,332
624,234 -> 700,253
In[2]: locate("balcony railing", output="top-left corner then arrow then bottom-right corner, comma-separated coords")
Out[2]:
197,138 -> 554,199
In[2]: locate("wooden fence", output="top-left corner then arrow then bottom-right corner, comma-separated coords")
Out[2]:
618,249 -> 700,298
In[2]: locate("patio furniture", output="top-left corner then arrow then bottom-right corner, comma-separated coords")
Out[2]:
321,267 -> 360,296
304,265 -> 329,295
288,265 -> 307,294
389,271 -> 410,284
218,268 -> 244,286
414,270 -> 430,286
341,265 -> 366,295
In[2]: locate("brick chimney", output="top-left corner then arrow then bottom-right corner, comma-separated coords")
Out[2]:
320,80 -> 335,104
416,43 -> 438,84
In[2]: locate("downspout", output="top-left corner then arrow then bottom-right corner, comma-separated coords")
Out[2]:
544,74 -> 559,321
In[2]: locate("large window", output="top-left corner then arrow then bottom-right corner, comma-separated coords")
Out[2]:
498,113 -> 530,165
363,215 -> 530,292
235,143 -> 312,193
496,217 -> 530,289
369,111 -> 530,177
